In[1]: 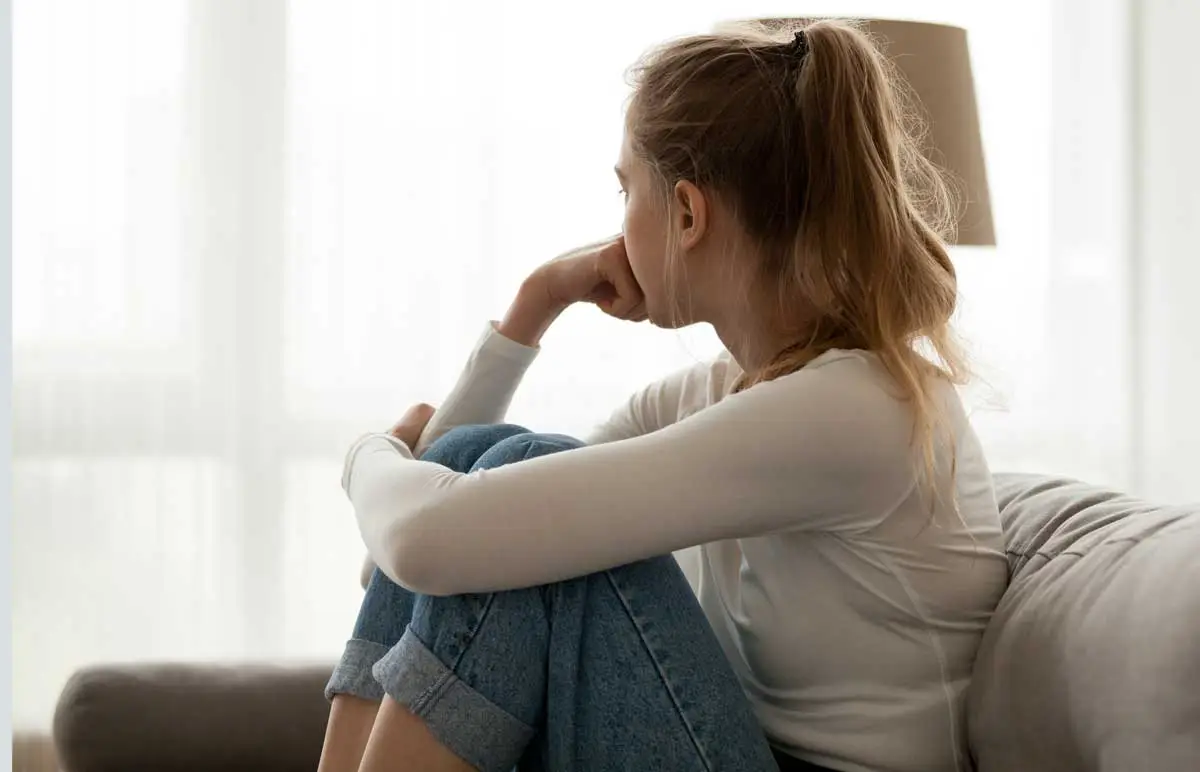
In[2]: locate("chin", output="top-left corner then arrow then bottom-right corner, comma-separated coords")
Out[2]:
647,307 -> 692,330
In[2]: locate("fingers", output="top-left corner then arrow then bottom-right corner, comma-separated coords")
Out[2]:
401,403 -> 435,425
389,403 -> 436,449
598,238 -> 644,319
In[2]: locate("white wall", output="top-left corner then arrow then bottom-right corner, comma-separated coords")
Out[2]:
1138,0 -> 1200,504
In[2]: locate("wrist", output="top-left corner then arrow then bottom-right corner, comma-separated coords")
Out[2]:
497,272 -> 569,347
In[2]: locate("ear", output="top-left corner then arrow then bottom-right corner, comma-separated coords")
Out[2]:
672,179 -> 709,251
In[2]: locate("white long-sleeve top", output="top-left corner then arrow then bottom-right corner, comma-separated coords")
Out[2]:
342,322 -> 1008,772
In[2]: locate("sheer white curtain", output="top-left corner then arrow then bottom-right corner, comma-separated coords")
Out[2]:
14,0 -> 1188,731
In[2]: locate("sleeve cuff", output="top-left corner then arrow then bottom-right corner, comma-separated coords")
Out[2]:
479,320 -> 541,365
410,321 -> 541,455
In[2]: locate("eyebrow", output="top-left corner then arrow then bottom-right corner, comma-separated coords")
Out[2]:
614,165 -> 627,183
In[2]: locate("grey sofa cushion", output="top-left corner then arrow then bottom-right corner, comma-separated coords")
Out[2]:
53,662 -> 333,772
968,473 -> 1200,772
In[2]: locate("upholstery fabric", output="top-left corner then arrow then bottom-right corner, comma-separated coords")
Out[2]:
53,662 -> 332,772
968,473 -> 1200,771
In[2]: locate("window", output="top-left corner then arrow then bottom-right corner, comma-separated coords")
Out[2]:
12,0 -> 1138,730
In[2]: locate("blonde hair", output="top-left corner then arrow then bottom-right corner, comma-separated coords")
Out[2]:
627,19 -> 969,511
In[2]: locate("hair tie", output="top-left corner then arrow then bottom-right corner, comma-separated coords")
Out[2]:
791,29 -> 810,59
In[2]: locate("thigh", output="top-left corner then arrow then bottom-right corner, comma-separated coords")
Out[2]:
524,554 -> 780,772
350,567 -> 418,644
469,430 -> 778,770
386,552 -> 780,772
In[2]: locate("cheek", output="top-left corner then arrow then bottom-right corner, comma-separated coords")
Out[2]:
623,196 -> 663,287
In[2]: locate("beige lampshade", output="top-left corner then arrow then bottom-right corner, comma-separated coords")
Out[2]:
749,18 -> 995,246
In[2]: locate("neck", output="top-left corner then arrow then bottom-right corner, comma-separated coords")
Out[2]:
691,239 -> 812,375
709,303 -> 804,376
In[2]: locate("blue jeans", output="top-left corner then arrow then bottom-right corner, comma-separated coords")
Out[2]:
326,424 -> 822,772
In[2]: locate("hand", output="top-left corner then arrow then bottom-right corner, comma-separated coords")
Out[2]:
535,235 -> 647,321
387,403 -> 435,452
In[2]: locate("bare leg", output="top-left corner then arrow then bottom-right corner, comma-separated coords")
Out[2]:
317,695 -> 380,772
357,696 -> 474,772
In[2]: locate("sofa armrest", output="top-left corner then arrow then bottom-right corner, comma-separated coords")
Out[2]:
53,662 -> 334,772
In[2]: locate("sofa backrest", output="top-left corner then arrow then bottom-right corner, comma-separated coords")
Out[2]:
967,473 -> 1200,771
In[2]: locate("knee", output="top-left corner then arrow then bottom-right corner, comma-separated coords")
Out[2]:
473,432 -> 585,470
434,423 -> 531,448
420,423 -> 532,468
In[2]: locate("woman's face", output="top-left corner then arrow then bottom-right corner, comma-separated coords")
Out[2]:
616,130 -> 676,327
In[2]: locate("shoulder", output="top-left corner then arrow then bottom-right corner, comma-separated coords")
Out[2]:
659,347 -> 921,436
587,350 -> 741,444
640,349 -> 943,533
707,349 -> 927,468
638,350 -> 742,419
739,348 -> 908,416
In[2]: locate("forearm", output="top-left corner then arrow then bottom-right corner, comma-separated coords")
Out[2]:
497,271 -> 569,348
350,360 -> 918,597
411,276 -> 563,454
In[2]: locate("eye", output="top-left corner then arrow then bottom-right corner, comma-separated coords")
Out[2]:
618,188 -> 628,201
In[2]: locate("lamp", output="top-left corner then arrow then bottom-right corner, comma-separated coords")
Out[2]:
749,18 -> 995,246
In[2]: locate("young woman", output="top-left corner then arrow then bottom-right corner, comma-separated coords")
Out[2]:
318,19 -> 1008,772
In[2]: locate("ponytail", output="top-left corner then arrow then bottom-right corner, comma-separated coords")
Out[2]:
631,19 -> 969,515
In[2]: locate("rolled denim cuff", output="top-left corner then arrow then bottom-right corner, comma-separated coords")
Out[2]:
324,638 -> 391,702
373,628 -> 535,772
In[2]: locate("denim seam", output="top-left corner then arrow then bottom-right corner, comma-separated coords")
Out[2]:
603,569 -> 716,772
409,663 -> 455,715
450,592 -> 499,671
409,592 -> 500,712
521,443 -> 543,460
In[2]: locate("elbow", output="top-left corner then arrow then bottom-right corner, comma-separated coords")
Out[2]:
377,515 -> 461,597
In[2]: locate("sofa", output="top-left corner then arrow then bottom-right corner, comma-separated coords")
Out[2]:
51,473 -> 1200,771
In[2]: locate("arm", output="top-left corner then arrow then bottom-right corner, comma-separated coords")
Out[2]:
410,278 -> 560,455
360,259 -> 693,584
345,354 -> 918,596
413,236 -> 643,454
